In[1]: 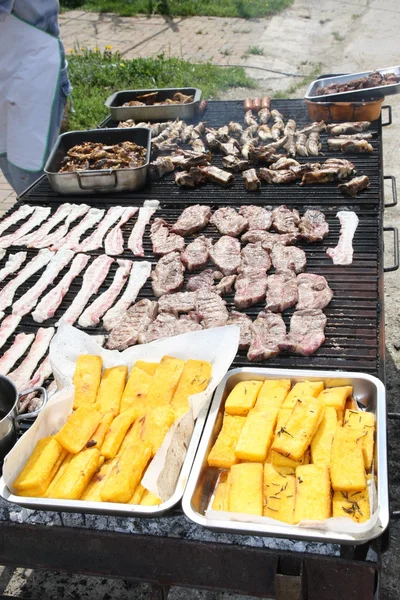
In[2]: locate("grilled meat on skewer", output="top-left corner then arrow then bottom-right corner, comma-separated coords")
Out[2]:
210,207 -> 248,237
338,175 -> 370,197
227,311 -> 252,349
295,132 -> 308,156
266,270 -> 298,313
327,138 -> 373,153
201,165 -> 234,186
299,209 -> 329,242
327,121 -> 370,135
306,131 -> 321,156
148,157 -> 175,179
244,110 -> 258,127
242,168 -> 261,191
222,155 -> 250,171
239,205 -> 272,231
248,311 -> 287,361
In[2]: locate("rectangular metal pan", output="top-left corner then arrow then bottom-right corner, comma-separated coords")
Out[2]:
44,127 -> 151,195
305,65 -> 400,102
182,368 -> 389,545
105,87 -> 202,122
0,401 -> 209,517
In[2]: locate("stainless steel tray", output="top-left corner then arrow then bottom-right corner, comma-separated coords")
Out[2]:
105,87 -> 202,122
0,402 -> 209,517
305,65 -> 400,102
44,128 -> 151,196
182,368 -> 389,545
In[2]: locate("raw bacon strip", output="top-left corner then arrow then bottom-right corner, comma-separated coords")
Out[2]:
327,211 -> 359,265
0,333 -> 35,376
0,249 -> 53,311
17,203 -> 73,246
103,261 -> 152,331
75,206 -> 127,252
0,205 -> 35,237
104,207 -> 139,256
0,252 -> 27,284
0,312 -> 4,323
12,249 -> 75,317
32,253 -> 90,323
47,380 -> 58,398
51,208 -> 105,251
0,315 -> 21,349
59,255 -> 114,325
19,355 -> 54,413
0,207 -> 51,248
0,250 -> 5,261
128,200 -> 160,256
8,327 -> 55,391
78,259 -> 132,328
32,204 -> 90,249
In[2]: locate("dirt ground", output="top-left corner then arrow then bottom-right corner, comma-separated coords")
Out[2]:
1,0 -> 399,598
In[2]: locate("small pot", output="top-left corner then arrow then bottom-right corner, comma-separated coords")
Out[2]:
305,97 -> 384,123
0,375 -> 48,459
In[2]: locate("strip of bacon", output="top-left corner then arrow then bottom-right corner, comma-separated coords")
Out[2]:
59,254 -> 114,325
78,259 -> 132,328
127,200 -> 160,256
17,203 -> 73,247
0,249 -> 5,261
104,207 -> 139,256
32,253 -> 90,323
103,261 -> 152,331
75,205 -> 126,252
327,211 -> 359,265
0,332 -> 35,376
0,315 -> 21,349
0,205 -> 35,237
0,207 -> 51,248
0,252 -> 27,284
12,249 -> 75,317
0,249 -> 54,311
31,204 -> 90,249
51,207 -> 105,252
8,327 -> 55,391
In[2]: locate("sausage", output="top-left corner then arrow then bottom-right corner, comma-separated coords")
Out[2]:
261,96 -> 271,109
252,97 -> 261,112
243,98 -> 253,111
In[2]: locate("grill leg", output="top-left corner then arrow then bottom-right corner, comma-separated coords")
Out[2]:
275,557 -> 306,600
151,584 -> 170,600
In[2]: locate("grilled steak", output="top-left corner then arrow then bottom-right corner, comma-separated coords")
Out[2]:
297,273 -> 333,310
241,242 -> 271,270
299,209 -> 329,242
239,205 -> 272,231
152,251 -> 185,297
171,204 -> 212,236
209,236 -> 241,275
242,230 -> 297,248
215,274 -> 236,295
227,311 -> 252,349
234,267 -> 268,309
266,271 -> 298,312
272,205 -> 300,234
139,312 -> 202,344
248,311 -> 287,361
279,309 -> 326,356
195,290 -> 229,328
271,244 -> 306,273
150,218 -> 185,256
186,269 -> 222,292
210,207 -> 248,237
106,299 -> 157,350
181,235 -> 211,270
158,291 -> 197,314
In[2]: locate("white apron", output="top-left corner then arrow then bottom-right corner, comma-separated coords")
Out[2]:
0,13 -> 62,172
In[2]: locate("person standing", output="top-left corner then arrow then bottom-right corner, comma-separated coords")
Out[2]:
0,0 -> 71,195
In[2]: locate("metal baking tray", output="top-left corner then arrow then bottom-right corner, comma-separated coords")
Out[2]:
305,65 -> 400,102
105,87 -> 202,122
44,127 -> 151,195
0,401 -> 209,517
182,368 -> 389,545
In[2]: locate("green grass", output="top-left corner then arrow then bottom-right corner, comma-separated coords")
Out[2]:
332,31 -> 345,42
61,0 -> 293,19
66,49 -> 255,130
247,45 -> 264,56
274,63 -> 322,99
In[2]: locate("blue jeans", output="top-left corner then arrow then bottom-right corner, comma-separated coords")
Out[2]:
0,63 -> 72,196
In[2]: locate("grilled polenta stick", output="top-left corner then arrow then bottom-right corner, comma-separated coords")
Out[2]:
310,406 -> 337,466
81,459 -> 116,502
211,472 -> 230,511
101,408 -> 139,459
224,380 -> 263,416
120,366 -> 152,414
141,406 -> 176,457
294,464 -> 331,522
271,397 -> 325,461
56,405 -> 102,454
235,406 -> 279,462
134,360 -> 158,376
118,416 -> 146,456
228,463 -> 263,516
343,409 -> 375,470
73,355 -> 102,409
13,437 -> 66,496
95,365 -> 128,415
140,490 -> 162,506
208,414 -> 246,468
263,464 -> 296,523
331,426 -> 366,492
282,381 -> 324,409
129,484 -> 146,505
332,486 -> 370,523
100,443 -> 152,503
45,454 -> 73,498
146,356 -> 185,408
270,447 -> 309,469
254,379 -> 291,410
318,385 -> 353,414
88,412 -> 115,451
171,359 -> 212,419
48,448 -> 101,500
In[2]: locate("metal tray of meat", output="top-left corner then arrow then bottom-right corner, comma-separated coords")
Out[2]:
305,65 -> 400,102
0,400 -> 209,517
182,367 -> 389,545
105,87 -> 202,122
44,127 -> 151,195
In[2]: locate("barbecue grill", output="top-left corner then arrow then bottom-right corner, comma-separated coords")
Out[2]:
0,99 -> 398,599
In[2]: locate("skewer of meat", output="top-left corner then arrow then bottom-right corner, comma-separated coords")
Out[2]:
32,253 -> 90,323
103,261 -> 152,330
31,204 -> 90,249
127,200 -> 160,256
0,248 -> 54,311
0,333 -> 35,376
8,327 -> 55,392
0,205 -> 35,238
16,203 -> 73,247
75,205 -> 127,252
104,207 -> 139,256
59,255 -> 114,326
0,315 -> 21,350
12,249 -> 75,317
0,207 -> 51,248
51,207 -> 105,251
0,252 -> 27,284
78,259 -> 132,328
